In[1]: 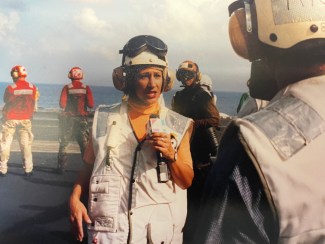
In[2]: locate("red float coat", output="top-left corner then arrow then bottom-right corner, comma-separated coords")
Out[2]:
2,78 -> 37,120
59,80 -> 94,116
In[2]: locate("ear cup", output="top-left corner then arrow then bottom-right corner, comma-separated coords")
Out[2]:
229,9 -> 250,59
68,68 -> 83,80
11,71 -> 19,79
228,8 -> 262,61
164,69 -> 175,92
112,66 -> 127,91
192,62 -> 201,82
196,71 -> 202,81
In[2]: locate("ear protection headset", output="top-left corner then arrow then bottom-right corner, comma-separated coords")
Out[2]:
112,50 -> 174,93
11,71 -> 19,79
11,66 -> 27,79
112,66 -> 174,93
68,67 -> 83,80
176,60 -> 202,82
228,1 -> 262,61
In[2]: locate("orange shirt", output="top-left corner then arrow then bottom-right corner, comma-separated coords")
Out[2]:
127,100 -> 160,141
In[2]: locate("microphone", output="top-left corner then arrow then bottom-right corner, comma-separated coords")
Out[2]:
148,114 -> 169,183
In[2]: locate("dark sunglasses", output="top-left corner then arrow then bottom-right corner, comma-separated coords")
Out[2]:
119,35 -> 168,58
176,69 -> 195,81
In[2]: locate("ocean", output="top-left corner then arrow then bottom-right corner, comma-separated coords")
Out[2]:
0,82 -> 243,116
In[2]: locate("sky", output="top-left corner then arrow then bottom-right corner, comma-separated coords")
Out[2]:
0,0 -> 251,92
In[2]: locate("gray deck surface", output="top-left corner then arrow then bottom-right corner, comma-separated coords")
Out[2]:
0,111 -> 88,244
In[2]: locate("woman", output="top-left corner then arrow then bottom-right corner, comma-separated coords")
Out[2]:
69,35 -> 194,244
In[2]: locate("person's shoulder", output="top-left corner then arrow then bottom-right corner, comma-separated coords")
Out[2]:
63,82 -> 72,88
97,103 -> 121,113
26,81 -> 37,89
6,83 -> 16,89
173,88 -> 185,96
192,85 -> 212,101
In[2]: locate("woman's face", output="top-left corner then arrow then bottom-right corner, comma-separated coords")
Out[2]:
131,66 -> 163,105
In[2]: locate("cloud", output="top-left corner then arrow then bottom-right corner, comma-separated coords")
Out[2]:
0,11 -> 20,41
0,0 -> 251,92
0,0 -> 28,12
73,8 -> 112,37
67,0 -> 112,3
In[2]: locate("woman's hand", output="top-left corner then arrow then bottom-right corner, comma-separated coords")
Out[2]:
149,132 -> 176,162
69,196 -> 92,242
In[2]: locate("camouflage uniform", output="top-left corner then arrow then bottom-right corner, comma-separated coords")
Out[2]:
57,79 -> 94,172
57,115 -> 90,170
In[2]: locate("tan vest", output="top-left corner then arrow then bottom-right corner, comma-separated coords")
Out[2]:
88,101 -> 192,236
236,76 -> 325,243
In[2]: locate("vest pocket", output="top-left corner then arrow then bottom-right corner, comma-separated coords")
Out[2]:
88,174 -> 121,232
147,220 -> 174,244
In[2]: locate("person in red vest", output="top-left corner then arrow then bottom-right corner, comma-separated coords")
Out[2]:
0,65 -> 38,176
57,67 -> 94,174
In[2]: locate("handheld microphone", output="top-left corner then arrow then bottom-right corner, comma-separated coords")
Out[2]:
148,114 -> 169,183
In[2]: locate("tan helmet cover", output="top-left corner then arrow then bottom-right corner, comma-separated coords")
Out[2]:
255,0 -> 325,48
123,51 -> 167,68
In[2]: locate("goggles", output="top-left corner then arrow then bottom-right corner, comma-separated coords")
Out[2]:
120,35 -> 168,58
177,69 -> 196,82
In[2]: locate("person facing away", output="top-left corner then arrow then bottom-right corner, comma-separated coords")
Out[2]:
194,0 -> 325,243
0,65 -> 38,177
57,67 -> 94,174
171,60 -> 220,243
69,35 -> 194,244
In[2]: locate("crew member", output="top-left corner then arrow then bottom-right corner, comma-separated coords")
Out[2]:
69,35 -> 194,243
0,65 -> 38,176
195,0 -> 325,243
57,67 -> 94,174
171,60 -> 220,242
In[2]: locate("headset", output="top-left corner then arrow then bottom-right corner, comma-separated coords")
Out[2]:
176,60 -> 202,82
112,66 -> 174,93
228,1 -> 262,61
11,66 -> 27,79
68,67 -> 84,80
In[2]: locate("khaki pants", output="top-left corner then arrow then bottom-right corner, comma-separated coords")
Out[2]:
0,119 -> 34,174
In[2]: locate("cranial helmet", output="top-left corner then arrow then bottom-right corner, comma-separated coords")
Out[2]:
112,35 -> 174,93
176,60 -> 202,83
68,67 -> 83,80
228,0 -> 325,61
11,65 -> 27,79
